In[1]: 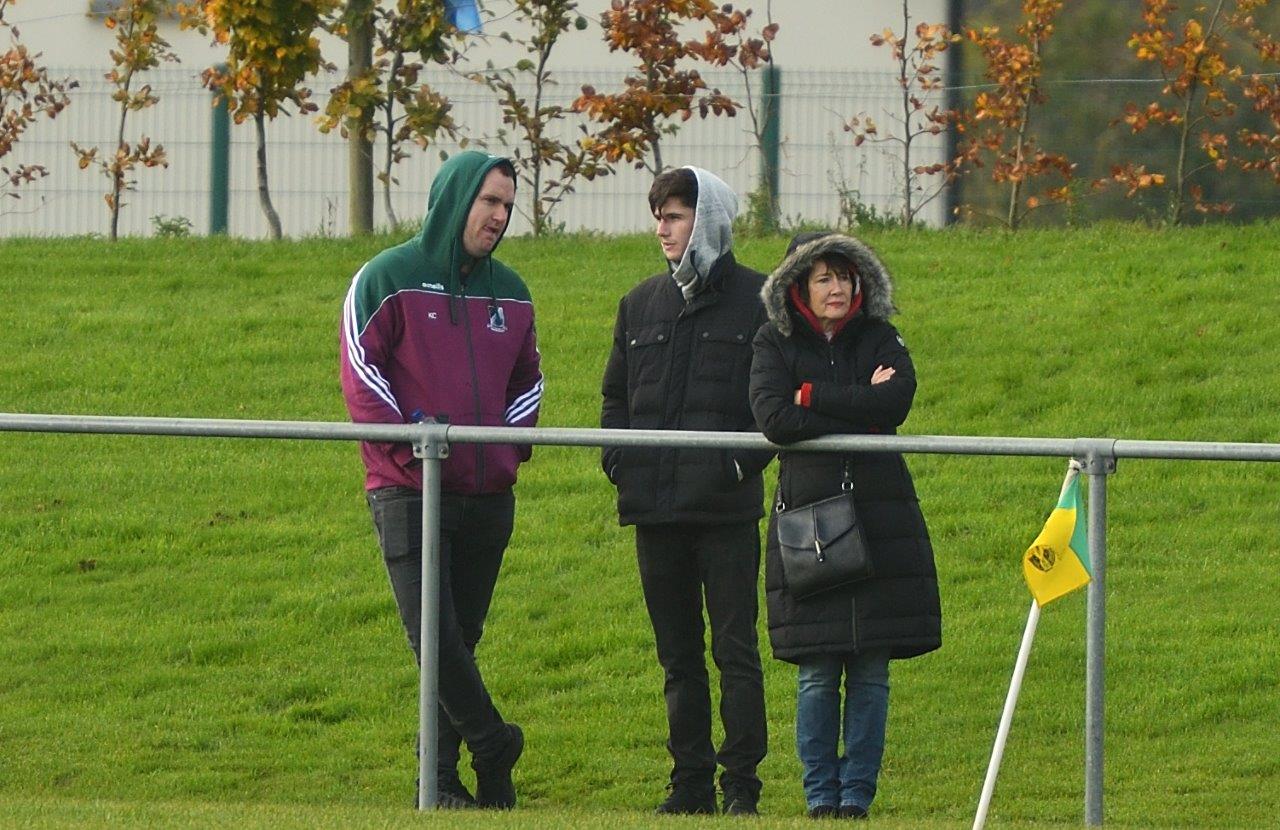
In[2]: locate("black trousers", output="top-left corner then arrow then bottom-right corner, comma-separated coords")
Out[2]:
367,486 -> 515,775
635,521 -> 768,794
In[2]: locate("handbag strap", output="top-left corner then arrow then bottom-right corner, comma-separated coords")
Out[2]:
776,458 -> 853,513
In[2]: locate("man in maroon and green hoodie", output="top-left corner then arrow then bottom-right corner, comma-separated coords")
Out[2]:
340,151 -> 541,809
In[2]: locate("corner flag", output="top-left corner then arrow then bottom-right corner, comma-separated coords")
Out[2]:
1022,469 -> 1091,607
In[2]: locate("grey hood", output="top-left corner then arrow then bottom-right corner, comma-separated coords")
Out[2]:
670,166 -> 738,299
760,233 -> 897,337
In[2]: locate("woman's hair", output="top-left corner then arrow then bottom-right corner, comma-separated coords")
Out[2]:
796,253 -> 856,303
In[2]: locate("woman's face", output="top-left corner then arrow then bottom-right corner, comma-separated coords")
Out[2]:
805,260 -> 855,330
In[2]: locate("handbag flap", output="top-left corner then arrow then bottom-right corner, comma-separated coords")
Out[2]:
812,494 -> 858,547
777,493 -> 859,549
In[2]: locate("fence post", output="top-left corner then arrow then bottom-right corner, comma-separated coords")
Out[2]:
415,423 -> 449,810
761,63 -> 782,232
209,66 -> 230,236
1077,440 -> 1116,826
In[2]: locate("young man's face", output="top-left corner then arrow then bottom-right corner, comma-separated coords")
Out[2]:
462,168 -> 516,259
655,196 -> 695,264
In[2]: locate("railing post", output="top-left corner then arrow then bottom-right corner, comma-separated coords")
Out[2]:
1076,439 -> 1116,827
414,423 -> 449,811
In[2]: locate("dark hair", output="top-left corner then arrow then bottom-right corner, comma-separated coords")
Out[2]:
491,159 -> 517,185
796,253 -> 856,302
648,168 -> 698,214
785,231 -> 833,257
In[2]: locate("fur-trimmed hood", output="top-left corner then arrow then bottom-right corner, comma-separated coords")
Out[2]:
761,232 -> 897,337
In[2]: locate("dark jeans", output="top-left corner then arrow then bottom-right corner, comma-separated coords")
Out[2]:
635,521 -> 767,795
367,485 -> 515,775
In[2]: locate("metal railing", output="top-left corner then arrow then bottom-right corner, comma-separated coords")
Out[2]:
3,411 -> 1279,823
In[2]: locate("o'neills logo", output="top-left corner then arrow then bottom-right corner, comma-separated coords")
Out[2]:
1027,545 -> 1057,572
487,305 -> 507,333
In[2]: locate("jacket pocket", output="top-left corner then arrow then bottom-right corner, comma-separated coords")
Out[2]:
693,325 -> 752,382
625,322 -> 672,390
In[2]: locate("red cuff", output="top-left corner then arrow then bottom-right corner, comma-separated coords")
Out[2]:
799,382 -> 813,408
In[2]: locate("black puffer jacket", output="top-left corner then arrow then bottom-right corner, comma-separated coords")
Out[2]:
601,251 -> 772,525
749,233 -> 941,663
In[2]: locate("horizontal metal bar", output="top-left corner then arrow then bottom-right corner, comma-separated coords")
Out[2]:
0,413 -> 423,443
3,413 -> 1280,463
1112,439 -> 1280,462
444,425 -> 1080,457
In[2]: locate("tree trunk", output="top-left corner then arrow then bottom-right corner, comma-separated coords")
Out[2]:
1170,0 -> 1227,225
1007,108 -> 1029,230
382,97 -> 399,229
255,109 -> 283,240
1171,92 -> 1195,226
382,52 -> 404,230
1006,35 -> 1040,230
647,60 -> 664,175
530,45 -> 550,236
110,23 -> 135,242
347,0 -> 374,235
110,98 -> 126,240
900,0 -> 913,226
943,0 -> 965,225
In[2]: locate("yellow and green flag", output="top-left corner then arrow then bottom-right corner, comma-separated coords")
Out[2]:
1022,472 -> 1091,607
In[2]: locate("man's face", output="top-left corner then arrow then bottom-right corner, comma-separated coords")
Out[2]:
462,168 -> 516,259
655,196 -> 695,264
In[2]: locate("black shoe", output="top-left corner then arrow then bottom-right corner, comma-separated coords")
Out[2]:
722,783 -> 760,815
839,804 -> 869,820
437,776 -> 477,810
808,804 -> 838,819
412,776 -> 477,809
473,723 -> 523,810
655,783 -> 717,815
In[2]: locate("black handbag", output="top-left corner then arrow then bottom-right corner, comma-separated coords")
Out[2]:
776,464 -> 873,600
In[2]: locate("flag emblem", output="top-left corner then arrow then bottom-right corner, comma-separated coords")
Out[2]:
1025,545 -> 1056,572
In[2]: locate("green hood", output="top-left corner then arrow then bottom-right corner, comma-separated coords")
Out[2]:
415,150 -> 517,288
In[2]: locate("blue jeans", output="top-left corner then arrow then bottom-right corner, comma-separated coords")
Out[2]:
795,649 -> 890,812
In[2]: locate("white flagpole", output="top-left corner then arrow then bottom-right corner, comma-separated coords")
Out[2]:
974,460 -> 1080,830
973,599 -> 1041,830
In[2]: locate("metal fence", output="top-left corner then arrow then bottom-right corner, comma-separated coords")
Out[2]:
3,410 -> 1279,823
1,65 -> 945,238
6,60 -> 1280,239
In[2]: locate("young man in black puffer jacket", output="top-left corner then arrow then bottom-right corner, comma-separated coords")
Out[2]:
600,167 -> 774,816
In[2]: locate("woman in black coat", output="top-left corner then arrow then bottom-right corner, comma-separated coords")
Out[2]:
749,232 -> 941,819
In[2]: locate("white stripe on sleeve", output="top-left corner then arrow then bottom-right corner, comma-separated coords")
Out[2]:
343,266 -> 402,417
505,375 -> 544,424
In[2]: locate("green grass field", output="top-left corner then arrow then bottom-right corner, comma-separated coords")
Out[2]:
1,225 -> 1278,828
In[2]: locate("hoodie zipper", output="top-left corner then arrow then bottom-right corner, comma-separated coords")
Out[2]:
460,285 -> 485,492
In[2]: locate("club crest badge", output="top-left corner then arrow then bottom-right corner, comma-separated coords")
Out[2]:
487,304 -> 507,333
1026,544 -> 1057,572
